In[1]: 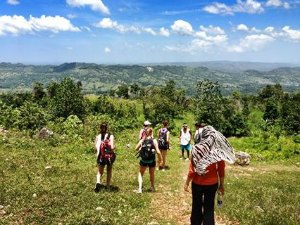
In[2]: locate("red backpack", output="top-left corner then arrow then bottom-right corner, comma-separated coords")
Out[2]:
98,134 -> 116,165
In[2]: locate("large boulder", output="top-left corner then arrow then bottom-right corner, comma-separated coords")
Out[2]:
235,151 -> 251,166
37,127 -> 54,139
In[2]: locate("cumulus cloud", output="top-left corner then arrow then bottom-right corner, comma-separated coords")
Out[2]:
203,0 -> 264,15
7,0 -> 20,5
66,0 -> 110,15
159,27 -> 170,37
0,15 -> 80,36
204,0 -> 291,15
236,24 -> 249,31
171,20 -> 193,35
266,0 -> 290,8
199,25 -> 225,35
95,18 -> 160,36
282,26 -> 300,40
228,34 -> 274,52
167,23 -> 228,53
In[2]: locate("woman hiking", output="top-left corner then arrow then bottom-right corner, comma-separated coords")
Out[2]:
184,125 -> 235,225
94,123 -> 116,192
135,128 -> 162,193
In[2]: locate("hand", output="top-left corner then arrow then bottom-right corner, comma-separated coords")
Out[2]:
218,185 -> 225,195
184,183 -> 190,192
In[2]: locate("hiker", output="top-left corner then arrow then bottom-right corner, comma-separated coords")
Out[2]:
194,122 -> 205,145
184,125 -> 235,225
135,128 -> 162,193
157,120 -> 170,171
179,123 -> 192,160
139,120 -> 152,140
94,123 -> 116,192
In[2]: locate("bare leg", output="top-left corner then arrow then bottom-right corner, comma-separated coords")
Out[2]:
149,167 -> 155,191
106,164 -> 112,186
138,166 -> 147,192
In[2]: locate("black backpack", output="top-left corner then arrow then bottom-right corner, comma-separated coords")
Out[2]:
158,129 -> 168,149
140,139 -> 155,161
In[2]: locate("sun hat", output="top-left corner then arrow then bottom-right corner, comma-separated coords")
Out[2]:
144,120 -> 151,126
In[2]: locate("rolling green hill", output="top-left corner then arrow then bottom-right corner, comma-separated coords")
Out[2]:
1,62 -> 299,95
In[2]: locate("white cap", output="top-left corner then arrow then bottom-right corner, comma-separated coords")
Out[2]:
144,120 -> 151,126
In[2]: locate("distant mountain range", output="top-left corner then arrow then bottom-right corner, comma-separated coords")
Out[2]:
0,61 -> 299,95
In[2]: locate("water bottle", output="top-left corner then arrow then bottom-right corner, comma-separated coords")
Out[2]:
217,192 -> 223,208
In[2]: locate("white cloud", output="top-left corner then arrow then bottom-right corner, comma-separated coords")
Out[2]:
266,0 -> 290,8
236,24 -> 249,31
228,34 -> 274,52
96,18 -> 117,29
104,47 -> 111,53
282,26 -> 300,40
143,28 -> 156,36
264,26 -> 275,33
95,18 -> 157,36
167,23 -> 228,53
159,27 -> 170,37
199,25 -> 225,35
204,0 -> 264,15
66,0 -> 110,15
30,15 -> 80,33
171,20 -> 193,35
7,0 -> 20,5
0,15 -> 80,36
203,3 -> 233,15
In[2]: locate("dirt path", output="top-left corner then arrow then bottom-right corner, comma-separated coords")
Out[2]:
149,159 -> 229,225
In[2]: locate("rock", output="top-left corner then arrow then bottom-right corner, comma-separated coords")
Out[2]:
45,166 -> 52,170
235,151 -> 251,166
254,205 -> 264,213
37,127 -> 54,139
0,127 -> 8,136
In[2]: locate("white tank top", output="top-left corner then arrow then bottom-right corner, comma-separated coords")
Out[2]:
180,128 -> 191,145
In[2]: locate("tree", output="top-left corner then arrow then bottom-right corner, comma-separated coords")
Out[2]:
116,84 -> 129,99
194,80 -> 223,130
48,78 -> 86,119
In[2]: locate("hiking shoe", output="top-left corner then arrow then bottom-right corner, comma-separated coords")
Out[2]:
94,183 -> 101,193
149,187 -> 156,192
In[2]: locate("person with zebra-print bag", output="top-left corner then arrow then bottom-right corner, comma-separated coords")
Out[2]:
184,125 -> 236,225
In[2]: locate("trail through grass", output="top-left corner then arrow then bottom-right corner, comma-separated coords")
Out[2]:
0,130 -> 299,224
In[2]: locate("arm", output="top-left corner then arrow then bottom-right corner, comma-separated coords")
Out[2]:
153,139 -> 162,161
217,161 -> 225,194
135,139 -> 143,152
184,162 -> 195,192
109,135 -> 115,150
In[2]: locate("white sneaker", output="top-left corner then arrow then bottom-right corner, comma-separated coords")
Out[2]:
185,158 -> 189,161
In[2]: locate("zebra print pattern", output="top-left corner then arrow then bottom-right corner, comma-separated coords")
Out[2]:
192,126 -> 236,175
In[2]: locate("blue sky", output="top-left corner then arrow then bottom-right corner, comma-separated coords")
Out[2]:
0,0 -> 300,64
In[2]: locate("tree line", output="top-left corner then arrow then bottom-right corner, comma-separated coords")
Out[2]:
0,78 -> 299,139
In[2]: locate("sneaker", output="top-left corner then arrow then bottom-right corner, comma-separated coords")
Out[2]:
94,183 -> 101,193
159,166 -> 163,170
186,158 -> 189,161
149,187 -> 156,192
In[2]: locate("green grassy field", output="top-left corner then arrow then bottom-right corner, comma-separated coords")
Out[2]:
1,128 -> 299,225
